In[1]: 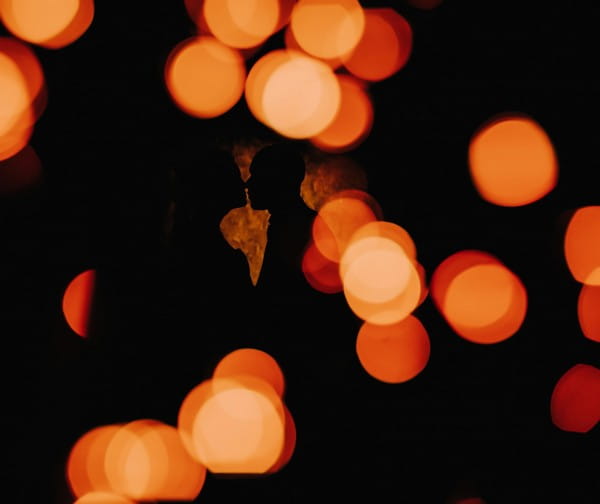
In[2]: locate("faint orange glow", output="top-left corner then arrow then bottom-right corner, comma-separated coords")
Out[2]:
343,256 -> 422,325
261,51 -> 341,138
290,0 -> 365,60
343,8 -> 412,81
105,419 -> 206,501
341,236 -> 413,304
301,156 -> 369,211
213,347 -> 286,397
62,269 -> 95,338
356,315 -> 430,383
310,74 -> 374,153
0,0 -> 94,49
0,144 -> 42,195
564,206 -> 600,285
267,404 -> 296,473
407,0 -> 444,9
67,424 -> 122,498
283,24 -> 344,70
165,36 -> 246,119
550,364 -> 600,433
430,251 -> 527,344
74,492 -> 135,504
577,284 -> 600,343
190,376 -> 285,473
312,191 -> 378,262
468,115 -> 558,207
302,239 -> 343,294
203,0 -> 280,49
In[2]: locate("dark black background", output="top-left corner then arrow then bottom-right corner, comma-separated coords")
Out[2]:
3,1 -> 599,503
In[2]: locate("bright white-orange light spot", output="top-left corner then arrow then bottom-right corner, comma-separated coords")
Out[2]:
550,364 -> 600,433
430,251 -> 527,344
346,220 -> 417,262
312,191 -> 378,263
302,239 -> 343,294
203,0 -> 280,49
310,74 -> 374,153
577,284 -> 600,343
165,36 -> 246,119
74,492 -> 135,504
67,424 -> 122,498
290,0 -> 365,60
104,419 -> 206,501
356,315 -> 430,383
261,51 -> 341,138
343,8 -> 412,82
468,115 -> 558,207
0,0 -> 94,49
341,236 -> 412,304
213,347 -> 286,397
0,144 -> 42,195
564,206 -> 600,285
191,377 -> 285,473
62,269 -> 95,338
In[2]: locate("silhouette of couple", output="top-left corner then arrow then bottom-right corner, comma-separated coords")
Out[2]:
168,141 -> 321,386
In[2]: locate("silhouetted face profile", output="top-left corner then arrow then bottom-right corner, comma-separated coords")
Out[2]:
246,143 -> 307,212
175,146 -> 246,223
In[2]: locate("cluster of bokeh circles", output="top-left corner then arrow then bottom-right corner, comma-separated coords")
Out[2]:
0,0 -> 94,190
298,110 -> 599,431
65,347 -> 295,504
164,0 -> 414,153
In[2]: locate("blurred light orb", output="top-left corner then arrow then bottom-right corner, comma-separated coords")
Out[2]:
62,269 -> 96,338
74,492 -> 135,504
0,0 -> 94,49
343,8 -> 413,81
309,74 -> 374,153
468,115 -> 558,207
260,51 -> 341,138
550,364 -> 600,433
564,206 -> 600,285
577,284 -> 600,342
430,250 -> 527,344
165,36 -> 246,119
203,0 -> 280,49
356,315 -> 430,383
302,239 -> 343,294
290,0 -> 365,60
213,347 -> 286,397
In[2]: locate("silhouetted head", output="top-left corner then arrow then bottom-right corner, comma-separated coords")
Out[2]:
175,146 -> 246,221
246,142 -> 306,211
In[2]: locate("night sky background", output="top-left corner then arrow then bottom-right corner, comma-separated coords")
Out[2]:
3,1 -> 600,503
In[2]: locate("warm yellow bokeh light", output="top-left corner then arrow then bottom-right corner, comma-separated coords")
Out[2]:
165,36 -> 246,119
191,377 -> 285,473
341,236 -> 412,304
74,492 -> 135,504
468,115 -> 558,207
356,315 -> 430,383
343,8 -> 412,81
0,0 -> 94,49
564,206 -> 600,285
577,284 -> 600,343
312,192 -> 378,262
67,424 -> 122,498
310,74 -> 374,153
290,0 -> 365,60
430,251 -> 527,344
213,347 -> 286,397
261,51 -> 341,138
203,0 -> 280,49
